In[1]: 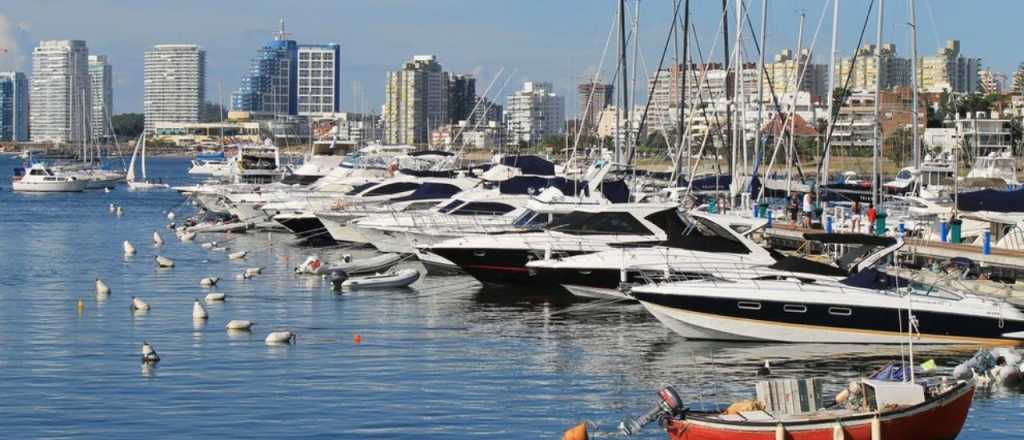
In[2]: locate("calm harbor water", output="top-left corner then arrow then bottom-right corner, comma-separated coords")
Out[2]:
0,156 -> 1020,439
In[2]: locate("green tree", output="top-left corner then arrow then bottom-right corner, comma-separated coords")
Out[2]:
831,88 -> 852,119
111,113 -> 145,139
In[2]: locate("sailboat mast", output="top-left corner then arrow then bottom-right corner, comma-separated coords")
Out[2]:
755,0 -> 768,199
788,14 -> 805,197
822,0 -> 840,191
721,0 -> 731,176
618,0 -> 630,164
680,0 -> 691,181
872,0 -> 885,208
735,0 -> 746,202
910,0 -> 921,170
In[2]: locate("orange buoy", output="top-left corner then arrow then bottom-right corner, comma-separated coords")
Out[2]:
353,334 -> 362,345
562,422 -> 588,440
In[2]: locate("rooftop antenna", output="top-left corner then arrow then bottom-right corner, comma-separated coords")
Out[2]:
275,18 -> 291,40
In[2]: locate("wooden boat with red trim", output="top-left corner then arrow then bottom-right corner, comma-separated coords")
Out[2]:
621,377 -> 975,440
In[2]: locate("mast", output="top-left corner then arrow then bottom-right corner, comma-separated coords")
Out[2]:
788,14 -> 805,196
679,0 -> 691,181
755,0 -> 768,198
141,130 -> 148,180
822,0 -> 840,191
910,0 -> 921,170
872,0 -> 885,208
734,0 -> 746,203
721,0 -> 731,176
618,0 -> 630,164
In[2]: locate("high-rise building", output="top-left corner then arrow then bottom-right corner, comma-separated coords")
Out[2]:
1013,63 -> 1024,95
918,40 -> 980,94
835,44 -> 912,91
232,20 -> 298,116
88,55 -> 112,140
448,74 -> 476,124
764,49 -> 828,98
505,81 -> 565,146
384,55 -> 449,145
0,72 -> 29,141
467,96 -> 502,127
645,63 -> 758,132
576,81 -> 613,132
144,44 -> 206,133
30,40 -> 90,144
297,44 -> 340,115
979,69 -> 1008,95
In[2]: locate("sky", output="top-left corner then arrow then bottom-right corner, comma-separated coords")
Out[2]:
0,0 -> 1020,116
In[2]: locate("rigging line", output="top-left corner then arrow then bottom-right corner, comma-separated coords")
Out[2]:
754,0 -> 833,192
815,0 -> 878,193
628,0 -> 684,166
569,3 -> 622,168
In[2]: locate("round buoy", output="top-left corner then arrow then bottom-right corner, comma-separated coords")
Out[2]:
562,422 -> 588,440
353,334 -> 362,345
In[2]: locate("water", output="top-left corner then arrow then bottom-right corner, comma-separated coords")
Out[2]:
0,156 -> 1020,439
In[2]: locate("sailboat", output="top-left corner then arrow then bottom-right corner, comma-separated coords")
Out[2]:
126,134 -> 169,190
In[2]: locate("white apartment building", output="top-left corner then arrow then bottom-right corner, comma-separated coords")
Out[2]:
89,55 -> 112,140
30,40 -> 90,144
505,81 -> 565,146
297,44 -> 340,115
144,44 -> 206,133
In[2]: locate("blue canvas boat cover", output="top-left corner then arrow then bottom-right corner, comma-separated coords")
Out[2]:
956,188 -> 1024,213
499,155 -> 555,176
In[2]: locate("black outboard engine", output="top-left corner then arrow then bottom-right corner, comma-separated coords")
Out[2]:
619,386 -> 685,436
329,269 -> 349,291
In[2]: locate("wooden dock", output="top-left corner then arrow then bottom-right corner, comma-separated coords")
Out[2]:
763,223 -> 1024,275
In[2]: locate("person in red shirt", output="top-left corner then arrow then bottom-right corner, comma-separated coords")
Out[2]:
866,203 -> 877,234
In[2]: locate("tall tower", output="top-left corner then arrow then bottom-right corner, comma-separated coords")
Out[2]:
30,40 -> 90,144
384,55 -> 449,145
89,55 -> 113,140
232,19 -> 298,116
144,44 -> 206,133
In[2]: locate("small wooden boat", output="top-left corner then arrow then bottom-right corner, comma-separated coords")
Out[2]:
621,376 -> 976,440
341,268 -> 420,290
331,253 -> 402,275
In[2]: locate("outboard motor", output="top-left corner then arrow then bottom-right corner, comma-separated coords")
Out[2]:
329,269 -> 349,291
619,386 -> 685,436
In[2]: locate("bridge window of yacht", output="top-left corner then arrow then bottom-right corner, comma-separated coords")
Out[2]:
362,182 -> 420,197
438,200 -> 465,213
548,212 -> 654,236
513,210 -> 550,227
452,202 -> 516,216
30,168 -> 47,176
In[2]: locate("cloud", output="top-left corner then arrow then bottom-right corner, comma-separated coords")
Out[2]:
0,14 -> 32,71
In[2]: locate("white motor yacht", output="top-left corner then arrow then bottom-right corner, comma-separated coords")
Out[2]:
12,163 -> 88,192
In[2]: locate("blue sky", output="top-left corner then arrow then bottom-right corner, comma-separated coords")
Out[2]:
0,0 -> 1019,115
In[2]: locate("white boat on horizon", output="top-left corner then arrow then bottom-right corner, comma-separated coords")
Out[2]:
126,134 -> 169,191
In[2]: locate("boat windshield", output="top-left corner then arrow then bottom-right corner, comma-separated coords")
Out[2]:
547,211 -> 653,236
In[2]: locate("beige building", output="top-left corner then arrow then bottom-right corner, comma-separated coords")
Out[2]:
764,49 -> 828,98
836,43 -> 912,92
384,55 -> 448,145
917,40 -> 980,94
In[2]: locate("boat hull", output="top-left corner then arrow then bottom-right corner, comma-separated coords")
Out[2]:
636,292 -> 1024,344
667,381 -> 974,440
12,180 -> 87,192
425,247 -> 586,286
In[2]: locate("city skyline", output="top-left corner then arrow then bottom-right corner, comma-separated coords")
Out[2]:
1,0 -> 1021,116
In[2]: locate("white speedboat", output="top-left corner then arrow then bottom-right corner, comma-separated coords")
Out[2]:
188,151 -> 230,177
631,236 -> 1024,344
12,163 -> 88,192
340,268 -> 420,290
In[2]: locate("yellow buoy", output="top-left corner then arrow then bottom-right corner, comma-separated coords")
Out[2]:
562,422 -> 588,440
76,298 -> 85,315
775,423 -> 786,440
871,415 -> 882,440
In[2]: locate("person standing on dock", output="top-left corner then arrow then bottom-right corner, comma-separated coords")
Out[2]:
851,200 -> 862,233
802,192 -> 814,228
867,203 -> 877,234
